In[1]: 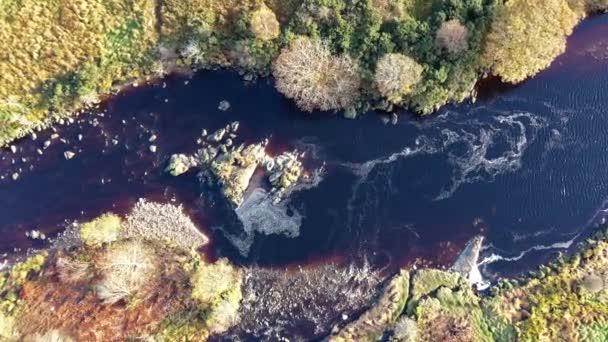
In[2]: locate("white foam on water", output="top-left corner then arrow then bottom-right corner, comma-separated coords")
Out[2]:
478,234 -> 579,266
225,188 -> 303,257
436,112 -> 547,200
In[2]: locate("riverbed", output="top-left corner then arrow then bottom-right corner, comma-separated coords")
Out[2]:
1,15 -> 608,280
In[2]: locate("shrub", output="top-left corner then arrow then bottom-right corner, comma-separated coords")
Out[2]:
79,214 -> 122,246
56,256 -> 91,284
96,241 -> 156,305
250,4 -> 281,40
435,19 -> 469,54
0,311 -> 17,341
374,53 -> 424,103
272,36 -> 361,112
190,258 -> 243,333
393,316 -> 418,342
191,258 -> 241,305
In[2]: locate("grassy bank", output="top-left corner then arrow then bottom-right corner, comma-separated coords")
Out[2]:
0,0 -> 605,146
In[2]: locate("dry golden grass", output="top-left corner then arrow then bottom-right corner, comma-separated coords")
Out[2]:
0,0 -> 157,144
162,0 -> 256,38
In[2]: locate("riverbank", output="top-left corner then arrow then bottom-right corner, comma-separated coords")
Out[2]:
2,0 -> 606,147
3,208 -> 608,340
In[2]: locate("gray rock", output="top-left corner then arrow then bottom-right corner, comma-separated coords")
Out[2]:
166,154 -> 193,176
11,172 -> 19,180
343,107 -> 357,119
391,113 -> 398,125
208,128 -> 226,142
149,145 -> 157,153
231,121 -> 240,132
451,235 -> 484,278
201,129 -> 208,137
269,171 -> 283,184
10,145 -> 17,153
218,100 -> 231,111
64,151 -> 76,160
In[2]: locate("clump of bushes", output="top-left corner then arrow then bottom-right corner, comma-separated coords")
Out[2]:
96,240 -> 156,304
190,258 -> 242,333
79,213 -> 122,246
273,36 -> 361,111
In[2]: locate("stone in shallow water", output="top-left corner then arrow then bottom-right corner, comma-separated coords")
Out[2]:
166,154 -> 195,176
208,128 -> 226,142
64,151 -> 75,160
218,100 -> 231,111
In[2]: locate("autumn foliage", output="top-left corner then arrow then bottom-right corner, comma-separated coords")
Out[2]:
374,53 -> 424,103
272,36 -> 361,112
483,0 -> 580,83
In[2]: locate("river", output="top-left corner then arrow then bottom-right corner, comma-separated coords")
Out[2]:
1,15 -> 607,281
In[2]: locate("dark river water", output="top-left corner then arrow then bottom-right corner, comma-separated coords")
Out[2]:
1,15 -> 608,281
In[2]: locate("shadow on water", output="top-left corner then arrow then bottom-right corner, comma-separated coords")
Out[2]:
1,15 -> 608,279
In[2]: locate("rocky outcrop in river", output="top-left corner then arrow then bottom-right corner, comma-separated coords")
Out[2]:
167,122 -> 308,207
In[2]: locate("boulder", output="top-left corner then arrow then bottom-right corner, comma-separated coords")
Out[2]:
166,154 -> 195,176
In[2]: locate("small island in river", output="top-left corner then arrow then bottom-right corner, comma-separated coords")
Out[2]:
2,0 -> 608,341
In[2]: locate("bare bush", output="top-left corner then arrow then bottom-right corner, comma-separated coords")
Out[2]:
56,256 -> 90,284
375,53 -> 423,103
226,262 -> 382,341
250,4 -> 281,40
435,19 -> 470,54
273,36 -> 361,112
96,241 -> 156,305
393,316 -> 418,342
26,330 -> 74,342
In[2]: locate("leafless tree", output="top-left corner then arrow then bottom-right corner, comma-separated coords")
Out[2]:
374,53 -> 423,103
273,36 -> 361,112
435,19 -> 470,54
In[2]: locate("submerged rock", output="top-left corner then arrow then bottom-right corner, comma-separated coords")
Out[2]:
218,100 -> 231,111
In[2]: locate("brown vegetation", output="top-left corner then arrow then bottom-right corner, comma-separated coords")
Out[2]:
273,36 -> 361,112
435,19 -> 470,54
96,241 -> 156,305
16,242 -> 191,341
